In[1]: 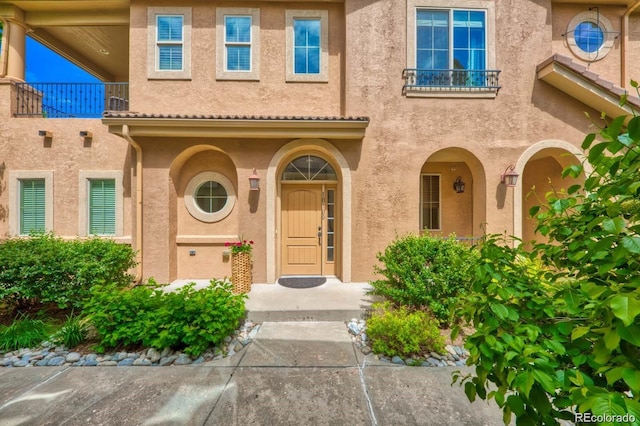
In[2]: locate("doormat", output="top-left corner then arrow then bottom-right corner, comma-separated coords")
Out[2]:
277,277 -> 327,289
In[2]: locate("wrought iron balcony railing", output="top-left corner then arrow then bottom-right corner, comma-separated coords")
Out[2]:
13,82 -> 129,118
402,69 -> 501,95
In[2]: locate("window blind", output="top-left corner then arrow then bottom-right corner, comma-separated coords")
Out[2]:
20,179 -> 46,234
89,179 -> 116,235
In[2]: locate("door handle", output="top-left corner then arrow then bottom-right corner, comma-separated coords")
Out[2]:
317,226 -> 322,246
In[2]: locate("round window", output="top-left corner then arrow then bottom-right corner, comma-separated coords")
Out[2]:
184,172 -> 235,222
566,12 -> 614,62
574,21 -> 604,53
194,181 -> 227,213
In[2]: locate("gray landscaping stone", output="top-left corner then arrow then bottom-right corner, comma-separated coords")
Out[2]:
35,359 -> 49,367
159,355 -> 178,366
47,357 -> 66,366
66,352 -> 81,363
117,358 -> 134,367
391,356 -> 405,365
146,348 -> 161,363
84,358 -> 99,367
192,356 -> 205,364
12,360 -> 29,367
133,358 -> 152,366
98,361 -> 117,366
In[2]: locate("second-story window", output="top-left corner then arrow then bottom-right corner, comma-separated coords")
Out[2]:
285,10 -> 328,83
147,7 -> 192,79
157,15 -> 184,71
416,10 -> 486,72
216,8 -> 260,80
404,0 -> 498,97
225,16 -> 252,72
293,19 -> 321,75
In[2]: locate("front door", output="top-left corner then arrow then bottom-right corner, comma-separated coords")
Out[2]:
281,186 -> 322,275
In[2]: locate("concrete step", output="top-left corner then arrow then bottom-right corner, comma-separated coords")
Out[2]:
245,281 -> 374,322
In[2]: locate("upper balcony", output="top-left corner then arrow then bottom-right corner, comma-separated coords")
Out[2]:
12,82 -> 129,118
402,69 -> 501,98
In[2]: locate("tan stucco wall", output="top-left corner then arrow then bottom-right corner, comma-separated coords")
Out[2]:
342,0 -> 607,281
0,80 -> 132,240
3,1 -> 640,285
129,0 -> 344,116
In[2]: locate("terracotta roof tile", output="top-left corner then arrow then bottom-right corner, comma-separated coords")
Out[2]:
103,111 -> 369,122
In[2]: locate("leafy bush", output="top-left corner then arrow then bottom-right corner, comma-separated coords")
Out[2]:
0,314 -> 53,351
50,313 -> 90,349
0,233 -> 136,309
455,101 -> 640,425
366,302 -> 445,357
84,279 -> 246,356
369,234 -> 478,325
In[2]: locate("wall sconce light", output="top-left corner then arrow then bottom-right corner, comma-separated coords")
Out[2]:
79,131 -> 93,138
500,165 -> 519,187
249,168 -> 260,191
38,130 -> 52,138
453,176 -> 465,193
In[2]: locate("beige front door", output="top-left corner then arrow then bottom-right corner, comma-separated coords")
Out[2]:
281,186 -> 322,275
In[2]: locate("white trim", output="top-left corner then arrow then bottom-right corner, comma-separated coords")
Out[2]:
285,10 -> 329,83
566,11 -> 615,62
267,139 -> 351,283
216,8 -> 260,81
9,171 -> 54,236
184,171 -> 236,223
513,140 -> 592,245
147,7 -> 192,80
78,170 -> 124,237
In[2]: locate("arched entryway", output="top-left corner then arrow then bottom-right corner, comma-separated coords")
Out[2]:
421,148 -> 486,240
266,139 -> 351,283
514,140 -> 590,246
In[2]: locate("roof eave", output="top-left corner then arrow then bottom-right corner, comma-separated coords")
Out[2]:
537,56 -> 639,119
102,116 -> 369,140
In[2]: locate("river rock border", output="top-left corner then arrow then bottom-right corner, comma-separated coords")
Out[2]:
0,321 -> 260,368
346,318 -> 469,367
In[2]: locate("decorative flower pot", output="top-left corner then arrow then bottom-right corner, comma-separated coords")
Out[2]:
231,252 -> 252,294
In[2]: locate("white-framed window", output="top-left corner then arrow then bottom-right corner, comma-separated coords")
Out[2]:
184,172 -> 236,223
9,171 -> 54,236
216,8 -> 260,81
79,171 -> 123,237
406,0 -> 496,97
565,11 -> 614,62
285,10 -> 328,82
147,7 -> 192,79
421,174 -> 441,231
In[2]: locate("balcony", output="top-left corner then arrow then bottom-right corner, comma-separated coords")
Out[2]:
402,69 -> 501,98
13,82 -> 129,118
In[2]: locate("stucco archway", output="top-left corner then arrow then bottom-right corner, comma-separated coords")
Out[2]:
514,140 -> 591,245
421,147 -> 486,240
266,139 -> 352,283
168,145 -> 239,280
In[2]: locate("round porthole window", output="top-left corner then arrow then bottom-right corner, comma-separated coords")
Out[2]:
184,172 -> 235,222
566,12 -> 614,62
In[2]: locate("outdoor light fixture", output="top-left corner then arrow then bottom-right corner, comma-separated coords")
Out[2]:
38,130 -> 52,138
500,165 -> 519,187
249,168 -> 260,191
453,176 -> 465,193
79,131 -> 93,138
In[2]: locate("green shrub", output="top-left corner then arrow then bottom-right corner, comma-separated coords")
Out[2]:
84,279 -> 246,356
0,233 -> 136,309
0,314 -> 53,351
455,103 -> 640,424
50,313 -> 90,349
369,234 -> 478,325
366,303 -> 445,357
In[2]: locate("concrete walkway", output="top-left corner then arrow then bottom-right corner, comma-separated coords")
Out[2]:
0,322 -> 505,426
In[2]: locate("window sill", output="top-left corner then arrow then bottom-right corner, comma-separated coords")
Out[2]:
404,87 -> 499,99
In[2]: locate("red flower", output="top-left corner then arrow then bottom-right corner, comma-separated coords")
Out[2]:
249,240 -> 254,244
